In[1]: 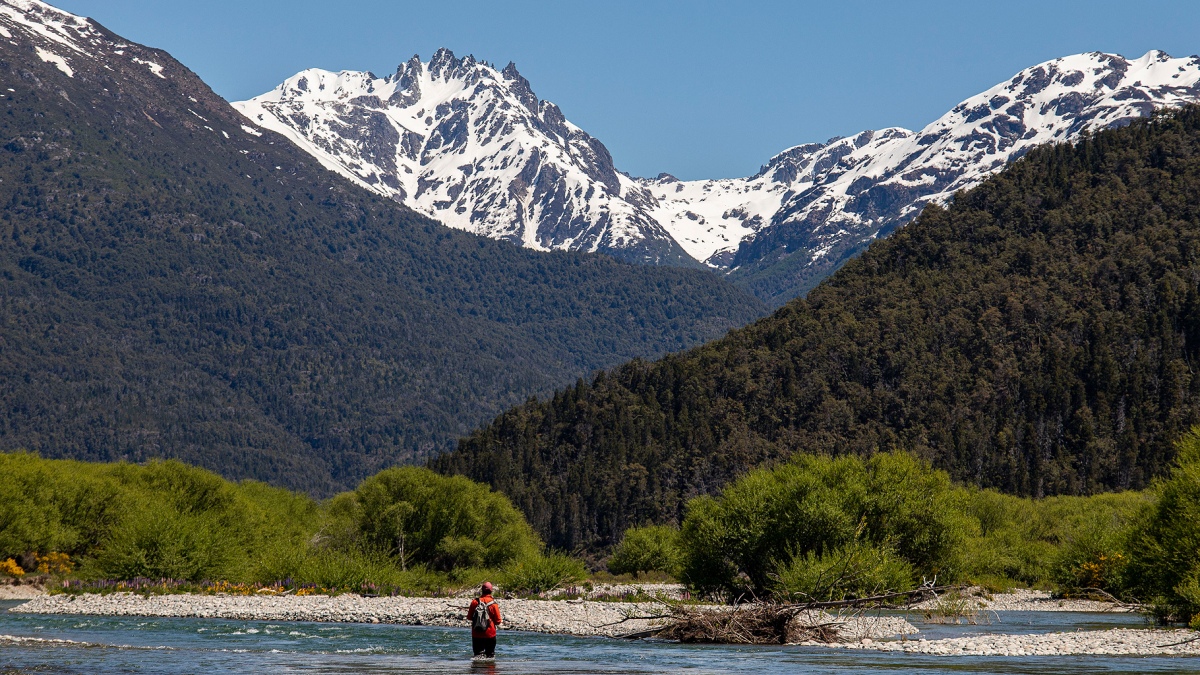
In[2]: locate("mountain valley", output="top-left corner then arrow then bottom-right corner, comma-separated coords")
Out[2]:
0,0 -> 764,493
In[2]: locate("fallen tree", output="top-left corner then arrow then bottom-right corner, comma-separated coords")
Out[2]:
614,581 -> 962,644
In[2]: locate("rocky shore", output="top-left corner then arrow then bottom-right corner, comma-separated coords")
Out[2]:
0,578 -> 45,600
830,628 -> 1200,656
909,588 -> 1136,613
11,591 -> 914,641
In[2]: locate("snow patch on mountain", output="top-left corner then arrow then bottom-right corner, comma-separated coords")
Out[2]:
633,137 -> 913,265
34,45 -> 70,76
0,0 -> 94,55
0,0 -> 183,86
132,56 -> 165,78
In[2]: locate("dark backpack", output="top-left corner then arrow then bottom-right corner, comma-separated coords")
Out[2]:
471,598 -> 495,632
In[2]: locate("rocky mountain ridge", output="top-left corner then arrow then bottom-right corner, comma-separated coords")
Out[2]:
721,50 -> 1200,303
240,50 -> 1200,303
234,50 -> 695,265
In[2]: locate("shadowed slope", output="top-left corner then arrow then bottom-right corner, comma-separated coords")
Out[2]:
438,107 -> 1200,551
0,1 -> 765,494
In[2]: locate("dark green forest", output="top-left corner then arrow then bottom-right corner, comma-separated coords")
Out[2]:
0,28 -> 764,494
438,106 -> 1200,552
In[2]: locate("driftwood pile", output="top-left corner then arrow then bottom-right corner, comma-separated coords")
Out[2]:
617,582 -> 960,645
651,605 -> 842,644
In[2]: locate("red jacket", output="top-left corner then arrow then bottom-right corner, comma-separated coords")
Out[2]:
467,595 -> 502,638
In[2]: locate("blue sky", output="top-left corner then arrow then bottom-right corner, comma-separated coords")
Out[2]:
52,0 -> 1200,180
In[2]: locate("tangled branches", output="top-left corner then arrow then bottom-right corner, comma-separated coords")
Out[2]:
652,605 -> 843,644
615,580 -> 961,645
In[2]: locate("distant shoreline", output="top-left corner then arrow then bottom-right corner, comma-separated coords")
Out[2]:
0,583 -> 44,600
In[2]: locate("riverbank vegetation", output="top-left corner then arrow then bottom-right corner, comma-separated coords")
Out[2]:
608,437 -> 1200,623
0,452 -> 569,595
5,439 -> 1200,624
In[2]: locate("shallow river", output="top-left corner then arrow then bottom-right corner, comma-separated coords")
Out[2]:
2,600 -> 1198,674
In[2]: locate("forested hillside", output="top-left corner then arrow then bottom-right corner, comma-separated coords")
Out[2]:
438,106 -> 1200,551
0,4 -> 764,495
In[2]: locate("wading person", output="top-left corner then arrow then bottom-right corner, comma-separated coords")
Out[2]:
467,582 -> 502,659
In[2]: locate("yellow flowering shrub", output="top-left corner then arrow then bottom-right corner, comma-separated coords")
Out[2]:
1068,552 -> 1125,590
202,580 -> 256,596
36,552 -> 73,575
0,558 -> 24,577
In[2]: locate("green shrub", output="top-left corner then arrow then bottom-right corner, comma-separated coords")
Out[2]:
0,452 -> 126,557
953,489 -> 1051,585
0,454 -> 312,582
249,536 -> 310,585
1048,507 -> 1134,594
678,452 -> 965,597
500,553 -> 587,594
435,536 -> 489,570
952,487 -> 1146,591
1126,427 -> 1200,621
772,539 -> 914,602
293,547 -> 405,589
608,525 -> 681,577
349,467 -> 541,571
0,453 -> 563,593
87,505 -> 236,581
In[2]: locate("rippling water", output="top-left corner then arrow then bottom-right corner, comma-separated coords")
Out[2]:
2,600 -> 1198,674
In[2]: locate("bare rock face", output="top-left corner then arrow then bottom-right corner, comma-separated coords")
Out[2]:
238,49 -> 1200,303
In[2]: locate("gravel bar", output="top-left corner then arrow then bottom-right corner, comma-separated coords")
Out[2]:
910,588 -> 1137,613
10,592 -> 915,640
827,628 -> 1200,656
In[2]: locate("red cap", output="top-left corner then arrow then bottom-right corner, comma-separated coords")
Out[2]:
481,582 -> 494,594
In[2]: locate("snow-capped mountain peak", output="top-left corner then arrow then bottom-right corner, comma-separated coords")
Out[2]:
721,50 -> 1200,303
235,50 -> 693,265
627,50 -> 1200,302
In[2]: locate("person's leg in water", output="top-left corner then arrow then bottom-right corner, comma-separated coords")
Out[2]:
472,636 -> 497,657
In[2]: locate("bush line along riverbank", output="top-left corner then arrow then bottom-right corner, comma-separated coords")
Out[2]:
6,430 -> 1200,626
